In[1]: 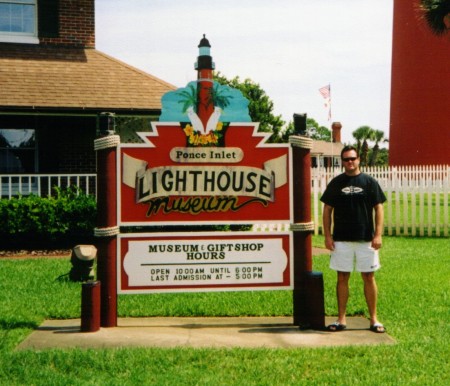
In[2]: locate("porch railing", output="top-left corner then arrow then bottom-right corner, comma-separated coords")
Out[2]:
0,174 -> 97,199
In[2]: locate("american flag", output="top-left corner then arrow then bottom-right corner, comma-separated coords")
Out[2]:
319,84 -> 331,120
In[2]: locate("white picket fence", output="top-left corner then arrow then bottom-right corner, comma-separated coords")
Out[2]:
255,165 -> 449,237
311,165 -> 449,237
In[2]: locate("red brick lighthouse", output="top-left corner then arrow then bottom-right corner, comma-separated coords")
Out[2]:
389,0 -> 450,166
195,34 -> 215,128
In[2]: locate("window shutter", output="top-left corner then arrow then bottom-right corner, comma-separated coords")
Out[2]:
38,0 -> 59,38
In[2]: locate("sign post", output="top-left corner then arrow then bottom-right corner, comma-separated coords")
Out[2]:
290,136 -> 325,329
94,117 -> 120,327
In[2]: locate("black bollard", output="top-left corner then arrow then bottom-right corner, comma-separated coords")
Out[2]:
295,271 -> 325,330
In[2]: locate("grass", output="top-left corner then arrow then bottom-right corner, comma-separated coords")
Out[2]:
0,236 -> 449,385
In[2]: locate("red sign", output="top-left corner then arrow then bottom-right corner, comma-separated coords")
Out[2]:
118,122 -> 291,225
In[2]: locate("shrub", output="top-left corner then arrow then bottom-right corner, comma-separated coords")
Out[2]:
0,187 -> 96,249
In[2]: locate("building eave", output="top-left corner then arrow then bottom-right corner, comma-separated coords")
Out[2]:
0,44 -> 176,111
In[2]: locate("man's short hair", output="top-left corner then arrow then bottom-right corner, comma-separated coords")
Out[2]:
340,145 -> 359,159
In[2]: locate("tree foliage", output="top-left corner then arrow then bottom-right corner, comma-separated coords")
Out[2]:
420,0 -> 450,36
306,118 -> 332,141
280,118 -> 331,142
214,72 -> 285,142
352,125 -> 373,166
369,129 -> 389,166
368,147 -> 389,166
352,125 -> 389,166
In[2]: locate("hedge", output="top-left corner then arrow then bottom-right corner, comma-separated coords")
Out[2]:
0,187 -> 96,249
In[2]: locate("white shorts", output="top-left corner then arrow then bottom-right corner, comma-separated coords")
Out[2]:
330,241 -> 380,273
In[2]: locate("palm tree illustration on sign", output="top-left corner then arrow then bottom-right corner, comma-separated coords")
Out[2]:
176,82 -> 234,146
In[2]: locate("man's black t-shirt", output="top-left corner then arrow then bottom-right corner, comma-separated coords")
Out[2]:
320,173 -> 386,241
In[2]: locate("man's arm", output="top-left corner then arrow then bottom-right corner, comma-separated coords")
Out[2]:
372,203 -> 384,250
322,204 -> 335,251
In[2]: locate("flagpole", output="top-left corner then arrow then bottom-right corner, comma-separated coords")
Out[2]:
318,84 -> 332,169
328,84 -> 332,170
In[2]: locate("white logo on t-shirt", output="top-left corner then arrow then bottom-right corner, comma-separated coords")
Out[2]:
341,186 -> 363,195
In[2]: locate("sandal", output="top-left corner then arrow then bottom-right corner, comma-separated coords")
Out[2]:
326,322 -> 347,332
370,323 -> 386,333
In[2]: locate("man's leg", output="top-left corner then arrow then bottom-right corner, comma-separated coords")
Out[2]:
361,272 -> 382,330
336,271 -> 351,325
328,242 -> 353,331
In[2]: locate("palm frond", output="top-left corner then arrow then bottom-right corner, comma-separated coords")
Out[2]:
420,0 -> 450,35
176,84 -> 198,113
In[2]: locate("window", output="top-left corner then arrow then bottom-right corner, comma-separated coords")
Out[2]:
0,129 -> 36,173
0,0 -> 38,43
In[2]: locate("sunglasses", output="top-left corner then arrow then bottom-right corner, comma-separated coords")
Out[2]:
342,157 -> 358,162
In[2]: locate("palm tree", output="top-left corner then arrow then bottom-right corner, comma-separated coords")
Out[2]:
352,127 -> 364,156
210,82 -> 233,110
369,130 -> 389,166
352,125 -> 374,166
177,84 -> 198,113
420,0 -> 450,36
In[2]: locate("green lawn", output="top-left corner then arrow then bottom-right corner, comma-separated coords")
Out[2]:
0,236 -> 449,385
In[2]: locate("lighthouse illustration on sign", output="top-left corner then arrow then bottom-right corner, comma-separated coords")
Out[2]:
119,35 -> 290,225
159,35 -> 251,146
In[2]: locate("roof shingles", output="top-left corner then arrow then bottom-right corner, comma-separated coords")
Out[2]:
0,45 -> 176,111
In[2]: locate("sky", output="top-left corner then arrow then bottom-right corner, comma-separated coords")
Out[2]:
95,0 -> 393,144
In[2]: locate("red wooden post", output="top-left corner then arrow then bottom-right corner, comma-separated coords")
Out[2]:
94,114 -> 120,327
290,135 -> 325,330
80,281 -> 101,332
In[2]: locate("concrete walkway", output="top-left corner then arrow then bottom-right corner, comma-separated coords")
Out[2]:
17,248 -> 395,350
17,316 -> 395,350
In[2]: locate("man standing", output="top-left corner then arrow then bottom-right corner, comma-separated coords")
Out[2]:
321,146 -> 386,333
